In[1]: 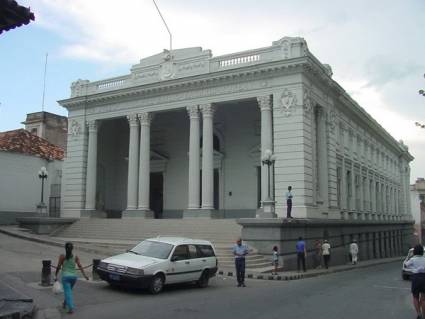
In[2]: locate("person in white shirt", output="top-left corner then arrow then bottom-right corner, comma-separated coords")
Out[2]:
321,240 -> 331,269
350,240 -> 359,265
405,245 -> 425,319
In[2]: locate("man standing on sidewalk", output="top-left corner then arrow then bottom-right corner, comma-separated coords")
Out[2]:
296,237 -> 307,272
322,240 -> 331,269
350,239 -> 359,265
233,238 -> 248,287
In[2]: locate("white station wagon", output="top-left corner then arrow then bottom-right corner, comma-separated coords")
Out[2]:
97,237 -> 218,294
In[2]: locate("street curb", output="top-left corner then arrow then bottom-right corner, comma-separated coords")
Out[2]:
217,257 -> 402,281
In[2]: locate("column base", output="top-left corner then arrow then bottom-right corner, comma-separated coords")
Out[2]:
183,209 -> 223,219
256,199 -> 277,218
122,210 -> 154,218
82,210 -> 107,218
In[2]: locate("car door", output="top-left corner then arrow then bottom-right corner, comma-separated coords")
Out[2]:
167,245 -> 191,284
187,244 -> 203,281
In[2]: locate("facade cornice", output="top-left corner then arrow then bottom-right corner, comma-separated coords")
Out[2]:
58,57 -> 309,109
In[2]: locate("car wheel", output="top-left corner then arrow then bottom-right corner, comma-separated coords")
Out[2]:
149,274 -> 164,294
402,273 -> 409,281
197,270 -> 210,288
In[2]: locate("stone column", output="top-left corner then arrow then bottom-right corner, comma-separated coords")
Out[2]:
126,114 -> 140,211
137,112 -> 153,214
85,120 -> 98,211
200,104 -> 214,210
187,106 -> 201,210
257,95 -> 273,204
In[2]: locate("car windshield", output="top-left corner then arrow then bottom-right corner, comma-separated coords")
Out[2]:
129,240 -> 174,259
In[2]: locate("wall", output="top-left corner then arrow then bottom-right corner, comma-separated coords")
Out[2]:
240,218 -> 414,270
0,151 -> 62,224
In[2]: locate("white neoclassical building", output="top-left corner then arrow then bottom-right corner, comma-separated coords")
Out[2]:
58,36 -> 413,221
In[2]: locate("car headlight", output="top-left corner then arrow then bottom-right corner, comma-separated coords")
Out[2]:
98,261 -> 108,269
126,267 -> 144,276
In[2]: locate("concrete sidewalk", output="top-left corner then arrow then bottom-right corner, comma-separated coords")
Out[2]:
0,225 -> 403,281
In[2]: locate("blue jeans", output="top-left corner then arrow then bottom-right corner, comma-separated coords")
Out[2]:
235,258 -> 246,284
62,275 -> 77,311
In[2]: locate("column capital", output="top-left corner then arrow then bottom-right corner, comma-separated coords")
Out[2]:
127,114 -> 139,127
257,95 -> 272,111
200,104 -> 215,117
186,106 -> 200,119
138,112 -> 153,126
86,120 -> 98,132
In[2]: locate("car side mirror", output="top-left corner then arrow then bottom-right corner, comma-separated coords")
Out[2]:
171,256 -> 179,262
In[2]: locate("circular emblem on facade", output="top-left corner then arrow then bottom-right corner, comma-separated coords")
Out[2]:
160,61 -> 175,80
280,89 -> 297,117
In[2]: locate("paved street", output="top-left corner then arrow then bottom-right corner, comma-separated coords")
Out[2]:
0,233 -> 415,319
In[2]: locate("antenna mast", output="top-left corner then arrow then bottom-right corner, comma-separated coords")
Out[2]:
41,53 -> 48,111
152,0 -> 172,57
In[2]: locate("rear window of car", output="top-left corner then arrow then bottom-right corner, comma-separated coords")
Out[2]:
197,245 -> 215,257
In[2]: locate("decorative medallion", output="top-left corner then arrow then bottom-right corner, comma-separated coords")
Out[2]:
279,89 -> 297,117
70,120 -> 81,137
159,61 -> 175,80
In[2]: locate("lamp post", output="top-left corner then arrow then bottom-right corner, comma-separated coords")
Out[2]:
260,149 -> 277,218
37,166 -> 48,214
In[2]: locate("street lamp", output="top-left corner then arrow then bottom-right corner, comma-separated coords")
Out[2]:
37,166 -> 48,214
260,149 -> 276,218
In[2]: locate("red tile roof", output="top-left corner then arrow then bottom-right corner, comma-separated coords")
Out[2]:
0,129 -> 64,160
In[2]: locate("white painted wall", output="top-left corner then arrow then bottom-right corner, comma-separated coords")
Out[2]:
0,151 -> 62,220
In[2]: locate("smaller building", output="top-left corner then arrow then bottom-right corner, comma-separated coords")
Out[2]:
411,178 -> 425,243
22,111 -> 68,151
0,129 -> 64,224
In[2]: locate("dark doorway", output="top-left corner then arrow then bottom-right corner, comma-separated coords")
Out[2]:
150,172 -> 163,219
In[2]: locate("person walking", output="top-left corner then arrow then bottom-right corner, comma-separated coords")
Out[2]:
233,238 -> 248,287
350,239 -> 359,265
296,237 -> 307,272
405,245 -> 425,319
322,239 -> 331,269
272,246 -> 279,275
313,239 -> 322,269
55,242 -> 89,314
286,186 -> 294,218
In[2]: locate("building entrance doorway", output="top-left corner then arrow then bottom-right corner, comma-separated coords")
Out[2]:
150,172 -> 163,219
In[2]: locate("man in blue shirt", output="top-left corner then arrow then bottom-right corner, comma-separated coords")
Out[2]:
233,238 -> 249,287
296,236 -> 307,272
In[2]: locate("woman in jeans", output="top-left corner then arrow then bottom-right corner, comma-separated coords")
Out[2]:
55,242 -> 89,314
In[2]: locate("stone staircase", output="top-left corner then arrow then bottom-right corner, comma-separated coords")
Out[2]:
54,218 -> 272,270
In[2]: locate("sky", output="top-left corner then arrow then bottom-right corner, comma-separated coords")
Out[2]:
0,0 -> 424,183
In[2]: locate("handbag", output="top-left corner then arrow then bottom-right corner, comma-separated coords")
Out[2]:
52,280 -> 63,294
